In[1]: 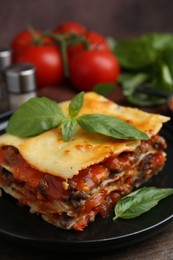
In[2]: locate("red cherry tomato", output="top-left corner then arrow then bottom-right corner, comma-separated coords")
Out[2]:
67,31 -> 110,61
85,31 -> 110,51
69,50 -> 120,91
53,21 -> 87,35
11,29 -> 55,61
15,45 -> 64,88
11,29 -> 41,59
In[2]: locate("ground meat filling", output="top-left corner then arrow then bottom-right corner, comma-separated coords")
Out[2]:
2,146 -> 19,166
65,190 -> 89,209
0,134 -> 167,230
0,166 -> 14,185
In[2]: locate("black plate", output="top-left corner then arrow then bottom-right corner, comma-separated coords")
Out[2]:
0,123 -> 173,252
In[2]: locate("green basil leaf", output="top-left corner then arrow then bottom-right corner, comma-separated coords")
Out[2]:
161,47 -> 173,77
142,33 -> 173,51
106,36 -> 117,51
69,91 -> 84,118
77,114 -> 149,140
119,73 -> 149,96
113,37 -> 157,70
113,187 -> 173,220
61,119 -> 78,142
127,93 -> 165,106
6,97 -> 64,138
152,62 -> 173,92
93,83 -> 116,97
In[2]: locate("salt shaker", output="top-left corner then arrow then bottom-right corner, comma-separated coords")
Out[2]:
0,48 -> 11,112
5,64 -> 37,109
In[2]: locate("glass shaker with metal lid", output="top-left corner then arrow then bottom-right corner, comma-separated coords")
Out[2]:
5,63 -> 37,109
0,48 -> 11,112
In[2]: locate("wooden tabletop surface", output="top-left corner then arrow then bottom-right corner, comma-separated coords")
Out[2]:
0,85 -> 172,260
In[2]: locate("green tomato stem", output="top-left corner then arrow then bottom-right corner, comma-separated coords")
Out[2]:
46,33 -> 69,78
28,26 -> 44,45
58,38 -> 69,78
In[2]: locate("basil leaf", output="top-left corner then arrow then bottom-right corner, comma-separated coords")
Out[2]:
61,119 -> 78,142
142,33 -> 173,51
127,92 -> 165,106
93,83 -> 116,97
119,73 -> 149,96
161,47 -> 173,77
7,97 -> 64,138
69,91 -> 84,118
106,36 -> 117,51
152,61 -> 173,92
113,37 -> 157,70
113,187 -> 173,220
77,114 -> 149,140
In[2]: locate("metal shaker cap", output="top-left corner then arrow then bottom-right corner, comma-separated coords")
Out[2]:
5,63 -> 36,94
0,48 -> 11,71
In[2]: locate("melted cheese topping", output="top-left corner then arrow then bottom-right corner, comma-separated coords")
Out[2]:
0,92 -> 169,179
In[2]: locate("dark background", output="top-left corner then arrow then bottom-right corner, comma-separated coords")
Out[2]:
1,0 -> 173,47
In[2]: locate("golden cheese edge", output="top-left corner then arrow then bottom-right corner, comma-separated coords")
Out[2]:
0,92 -> 170,179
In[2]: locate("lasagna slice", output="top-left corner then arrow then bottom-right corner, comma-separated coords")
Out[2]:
0,92 -> 169,231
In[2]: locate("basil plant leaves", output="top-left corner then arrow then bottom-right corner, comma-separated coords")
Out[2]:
112,33 -> 173,106
7,92 -> 149,142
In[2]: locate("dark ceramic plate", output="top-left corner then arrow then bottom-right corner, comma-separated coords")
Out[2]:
0,122 -> 173,252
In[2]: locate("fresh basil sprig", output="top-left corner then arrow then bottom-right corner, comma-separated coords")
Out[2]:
113,187 -> 173,220
6,92 -> 149,141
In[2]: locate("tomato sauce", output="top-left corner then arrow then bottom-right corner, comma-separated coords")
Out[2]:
151,151 -> 166,169
71,164 -> 109,191
103,152 -> 133,172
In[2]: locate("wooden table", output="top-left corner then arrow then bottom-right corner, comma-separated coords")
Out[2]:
0,86 -> 172,260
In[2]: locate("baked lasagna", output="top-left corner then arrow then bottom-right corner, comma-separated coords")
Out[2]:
0,92 -> 169,230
